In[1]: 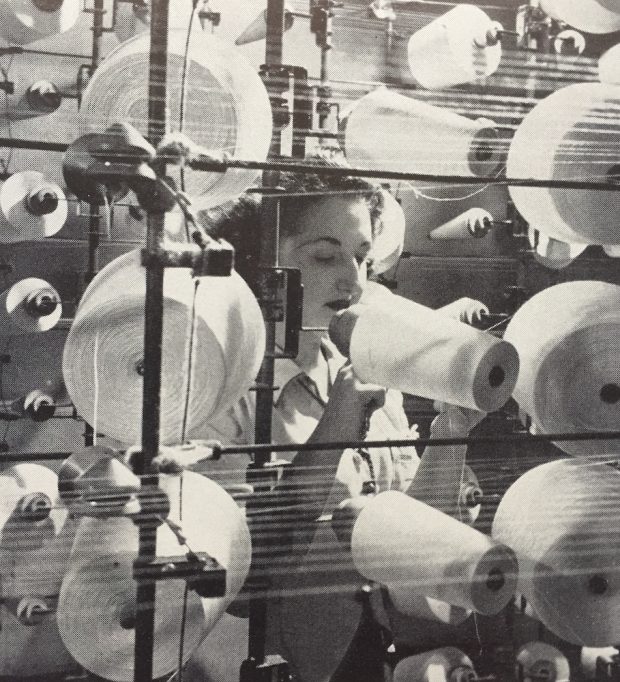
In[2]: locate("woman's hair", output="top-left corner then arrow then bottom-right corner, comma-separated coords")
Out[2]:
200,160 -> 386,285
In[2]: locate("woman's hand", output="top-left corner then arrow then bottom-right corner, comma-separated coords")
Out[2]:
319,364 -> 386,442
438,297 -> 489,325
124,440 -> 221,474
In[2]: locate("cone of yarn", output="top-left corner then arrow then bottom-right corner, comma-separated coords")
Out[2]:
351,491 -> 518,615
78,31 -> 272,210
503,280 -> 620,457
393,647 -> 477,682
0,171 -> 67,243
407,4 -> 502,90
530,230 -> 588,270
7,80 -> 62,121
0,0 -> 80,44
581,646 -> 619,679
603,244 -> 620,257
516,642 -> 570,682
0,278 -> 62,335
493,458 -> 620,646
599,44 -> 620,85
508,82 -> 620,245
372,189 -> 406,274
540,0 -> 620,34
0,464 -> 76,602
329,290 -> 519,412
62,249 -> 265,445
340,87 -> 503,178
428,208 -> 493,240
57,470 -> 251,682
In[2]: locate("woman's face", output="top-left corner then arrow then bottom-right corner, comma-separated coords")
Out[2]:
280,196 -> 373,329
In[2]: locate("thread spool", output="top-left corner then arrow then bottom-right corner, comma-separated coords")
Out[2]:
393,647 -> 477,682
57,471 -> 251,682
340,87 -> 503,178
503,280 -> 620,457
407,5 -> 502,90
235,4 -> 295,45
0,278 -> 61,335
0,0 -> 80,44
493,458 -> 620,646
540,0 -> 620,34
351,491 -> 517,615
599,44 -> 620,85
78,31 -> 272,210
508,82 -> 620,245
516,642 -> 570,682
0,171 -> 67,243
329,290 -> 519,412
63,249 -> 265,445
529,229 -> 588,270
581,646 -> 619,679
372,189 -> 406,274
428,209 -> 493,240
7,80 -> 62,121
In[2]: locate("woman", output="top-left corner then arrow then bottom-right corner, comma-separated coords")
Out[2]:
182,168 -> 486,682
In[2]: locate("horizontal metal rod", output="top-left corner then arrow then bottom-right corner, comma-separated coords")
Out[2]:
0,137 -> 617,191
217,429 -> 620,455
4,430 -> 620,463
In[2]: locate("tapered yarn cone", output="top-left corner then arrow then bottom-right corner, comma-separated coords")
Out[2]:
329,290 -> 519,412
0,0 -> 80,44
540,0 -> 620,34
393,647 -> 477,682
351,491 -> 518,615
407,4 -> 503,89
516,642 -> 570,682
340,87 -> 503,178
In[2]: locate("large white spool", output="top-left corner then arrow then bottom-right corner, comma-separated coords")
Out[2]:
62,249 -> 265,445
0,171 -> 67,243
57,470 -> 251,682
330,291 -> 519,412
503,280 -> 620,457
407,5 -> 502,90
540,0 -> 620,34
351,491 -> 518,615
493,458 -> 620,646
599,44 -> 620,85
508,82 -> 620,245
393,647 -> 477,682
341,87 -> 503,178
0,278 -> 62,335
0,0 -> 80,44
78,31 -> 272,210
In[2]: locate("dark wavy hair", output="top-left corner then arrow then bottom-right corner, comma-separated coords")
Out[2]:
200,161 -> 386,286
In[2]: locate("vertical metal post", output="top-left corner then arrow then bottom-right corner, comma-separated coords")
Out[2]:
133,1 -> 169,681
248,0 -> 286,667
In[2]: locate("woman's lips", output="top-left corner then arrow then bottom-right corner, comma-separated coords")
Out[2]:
325,299 -> 351,311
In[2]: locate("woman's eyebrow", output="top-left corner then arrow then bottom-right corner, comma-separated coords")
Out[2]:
298,236 -> 342,247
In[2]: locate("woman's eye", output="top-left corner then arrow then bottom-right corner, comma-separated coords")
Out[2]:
314,253 -> 335,263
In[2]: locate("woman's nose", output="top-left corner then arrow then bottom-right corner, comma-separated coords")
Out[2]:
336,257 -> 364,295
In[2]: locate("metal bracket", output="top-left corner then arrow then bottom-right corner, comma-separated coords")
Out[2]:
133,552 -> 226,599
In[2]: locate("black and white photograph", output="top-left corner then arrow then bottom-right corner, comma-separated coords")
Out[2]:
0,1 -> 619,681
